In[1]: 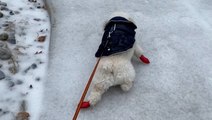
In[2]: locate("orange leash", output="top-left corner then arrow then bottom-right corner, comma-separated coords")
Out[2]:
72,58 -> 101,120
73,23 -> 114,120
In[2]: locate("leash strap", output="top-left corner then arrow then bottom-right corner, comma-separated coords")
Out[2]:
73,24 -> 116,120
73,57 -> 101,120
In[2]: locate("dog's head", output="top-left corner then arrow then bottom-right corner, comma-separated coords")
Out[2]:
96,12 -> 137,57
110,12 -> 135,23
103,12 -> 137,30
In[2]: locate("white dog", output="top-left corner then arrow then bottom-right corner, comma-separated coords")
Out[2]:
81,12 -> 150,108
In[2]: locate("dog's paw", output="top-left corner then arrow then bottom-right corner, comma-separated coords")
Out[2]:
121,83 -> 132,92
89,97 -> 100,106
140,55 -> 150,64
80,101 -> 90,109
88,92 -> 102,106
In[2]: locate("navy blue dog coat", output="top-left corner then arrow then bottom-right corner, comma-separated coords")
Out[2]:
95,16 -> 137,57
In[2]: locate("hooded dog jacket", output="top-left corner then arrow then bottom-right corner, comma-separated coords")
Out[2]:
95,17 -> 137,57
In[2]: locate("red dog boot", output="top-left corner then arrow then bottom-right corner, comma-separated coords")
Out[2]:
80,101 -> 90,108
140,55 -> 150,64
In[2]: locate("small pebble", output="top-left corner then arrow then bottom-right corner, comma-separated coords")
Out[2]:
0,12 -> 3,18
0,33 -> 9,41
21,92 -> 29,97
29,85 -> 33,89
0,41 -> 12,60
38,36 -> 46,42
16,112 -> 30,119
9,67 -> 17,74
35,51 -> 42,54
5,76 -> 12,81
3,111 -> 9,114
24,66 -> 31,73
16,80 -> 23,85
35,77 -> 40,81
28,0 -> 37,2
19,8 -> 23,11
0,70 -> 5,80
8,32 -> 16,44
8,81 -> 15,88
0,1 -> 7,6
31,63 -> 37,69
9,11 -> 14,15
33,18 -> 41,21
14,11 -> 20,14
37,6 -> 42,9
0,6 -> 9,11
2,23 -> 9,27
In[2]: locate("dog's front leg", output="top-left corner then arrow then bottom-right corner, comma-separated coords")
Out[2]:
134,42 -> 150,64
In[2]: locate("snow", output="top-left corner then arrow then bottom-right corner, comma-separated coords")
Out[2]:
41,0 -> 212,120
0,0 -> 50,120
1,0 -> 212,120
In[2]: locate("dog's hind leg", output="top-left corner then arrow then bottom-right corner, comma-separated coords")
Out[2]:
116,63 -> 135,92
88,81 -> 113,106
88,69 -> 114,106
121,80 -> 133,92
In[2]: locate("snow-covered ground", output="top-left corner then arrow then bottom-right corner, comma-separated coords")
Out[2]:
0,0 -> 50,120
41,0 -> 212,120
1,0 -> 212,120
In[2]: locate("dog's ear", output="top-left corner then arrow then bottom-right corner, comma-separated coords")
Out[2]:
128,17 -> 137,30
128,17 -> 136,26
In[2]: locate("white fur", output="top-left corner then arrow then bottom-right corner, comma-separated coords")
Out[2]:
88,12 -> 144,106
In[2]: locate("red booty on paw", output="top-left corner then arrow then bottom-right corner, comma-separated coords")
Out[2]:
80,101 -> 90,108
140,55 -> 150,64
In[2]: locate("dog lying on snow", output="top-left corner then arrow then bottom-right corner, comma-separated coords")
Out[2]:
81,12 -> 150,108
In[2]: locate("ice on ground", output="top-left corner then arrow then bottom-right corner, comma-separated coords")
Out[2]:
41,0 -> 212,120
